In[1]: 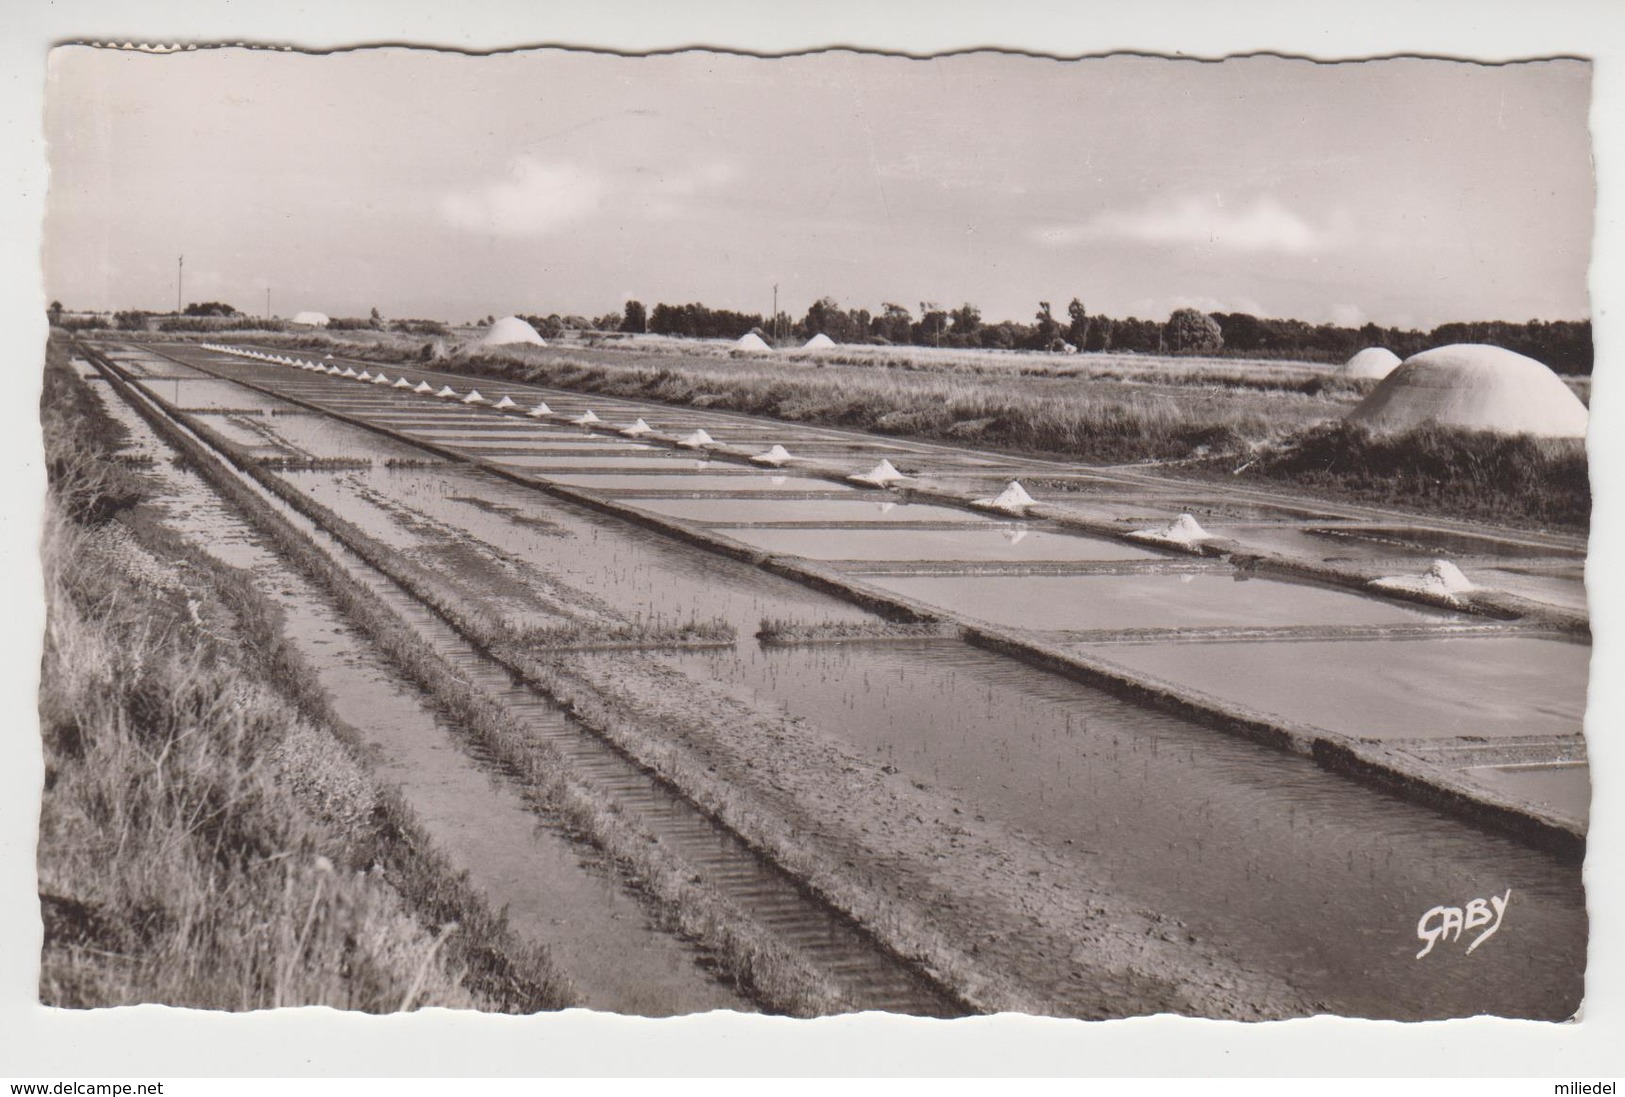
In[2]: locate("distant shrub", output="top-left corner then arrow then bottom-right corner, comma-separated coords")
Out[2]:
158,316 -> 287,333
391,319 -> 449,336
1163,309 -> 1223,354
57,315 -> 109,332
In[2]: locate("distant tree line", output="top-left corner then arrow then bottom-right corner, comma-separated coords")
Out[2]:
1205,314 -> 1592,374
181,301 -> 241,317
517,313 -> 605,340
50,293 -> 1594,374
645,301 -> 766,340
618,294 -> 1594,374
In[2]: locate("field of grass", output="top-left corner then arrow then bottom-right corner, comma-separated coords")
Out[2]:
38,341 -> 570,1011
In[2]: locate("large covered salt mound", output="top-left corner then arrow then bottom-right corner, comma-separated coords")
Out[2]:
736,332 -> 772,351
469,315 -> 547,349
1339,346 -> 1401,381
1347,344 -> 1588,438
801,332 -> 836,350
291,311 -> 330,328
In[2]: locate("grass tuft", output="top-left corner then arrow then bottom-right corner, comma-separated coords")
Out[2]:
755,618 -> 954,645
1221,421 -> 1590,531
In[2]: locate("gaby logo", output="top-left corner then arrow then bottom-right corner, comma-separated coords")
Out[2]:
1416,889 -> 1512,958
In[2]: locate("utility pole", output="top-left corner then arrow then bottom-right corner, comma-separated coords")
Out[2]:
266,286 -> 271,322
177,255 -> 183,314
772,283 -> 779,343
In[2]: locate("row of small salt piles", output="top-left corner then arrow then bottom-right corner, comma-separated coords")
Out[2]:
204,344 -> 1459,596
205,340 -> 1048,514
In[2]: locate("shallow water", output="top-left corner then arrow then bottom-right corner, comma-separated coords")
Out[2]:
1464,565 -> 1589,613
485,454 -> 736,471
277,464 -> 876,635
713,525 -> 1167,563
543,471 -> 853,493
627,496 -> 994,525
1466,763 -> 1590,821
1312,526 -> 1585,560
402,428 -> 595,442
870,571 -> 1463,632
104,353 -> 214,380
666,640 -> 1585,1019
476,445 -> 662,460
189,413 -> 289,451
135,376 -> 294,411
1025,497 -> 1185,524
1077,635 -> 1589,741
238,409 -> 430,461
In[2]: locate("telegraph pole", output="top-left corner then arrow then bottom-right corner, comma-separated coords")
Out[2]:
772,283 -> 779,343
177,255 -> 183,314
266,286 -> 271,321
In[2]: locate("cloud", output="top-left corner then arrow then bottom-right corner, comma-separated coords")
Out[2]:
635,160 -> 742,220
1123,294 -> 1268,320
440,156 -> 742,236
441,159 -> 604,238
1328,303 -> 1367,327
1033,194 -> 1350,255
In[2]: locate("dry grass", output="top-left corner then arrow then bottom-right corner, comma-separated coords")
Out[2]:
1213,421 -> 1592,532
755,618 -> 954,645
456,350 -> 1325,463
40,339 -> 571,1012
509,617 -> 737,651
39,521 -> 478,1010
254,455 -> 373,470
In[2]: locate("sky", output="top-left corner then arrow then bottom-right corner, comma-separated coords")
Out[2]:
42,47 -> 1595,331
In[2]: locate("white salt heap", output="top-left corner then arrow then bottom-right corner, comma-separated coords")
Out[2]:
974,480 -> 1036,513
1338,347 -> 1402,381
1127,513 -> 1213,548
1347,344 -> 1587,438
1369,559 -> 1475,601
467,315 -> 547,349
849,459 -> 907,487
